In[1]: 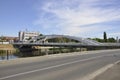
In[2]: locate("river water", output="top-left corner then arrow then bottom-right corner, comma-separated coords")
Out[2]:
0,50 -> 43,61
0,54 -> 18,61
0,48 -> 84,61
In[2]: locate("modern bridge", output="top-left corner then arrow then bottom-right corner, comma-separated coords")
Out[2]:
2,35 -> 120,80
13,35 -> 120,48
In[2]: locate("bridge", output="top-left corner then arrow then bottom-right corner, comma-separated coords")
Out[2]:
13,35 -> 120,49
2,35 -> 120,80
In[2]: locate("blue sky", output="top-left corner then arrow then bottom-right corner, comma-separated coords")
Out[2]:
0,0 -> 120,38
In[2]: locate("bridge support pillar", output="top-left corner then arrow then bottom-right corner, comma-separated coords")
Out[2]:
45,49 -> 48,55
6,50 -> 9,60
38,49 -> 41,56
80,47 -> 81,52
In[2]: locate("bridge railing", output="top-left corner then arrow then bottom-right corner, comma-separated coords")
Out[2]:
12,42 -> 120,47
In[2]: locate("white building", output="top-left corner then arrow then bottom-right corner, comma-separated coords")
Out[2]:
19,31 -> 40,41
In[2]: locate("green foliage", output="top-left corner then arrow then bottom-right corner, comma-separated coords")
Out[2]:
39,34 -> 43,36
92,38 -> 104,42
92,37 -> 116,43
107,37 -> 116,42
0,36 -> 7,42
27,37 -> 32,40
47,37 -> 79,43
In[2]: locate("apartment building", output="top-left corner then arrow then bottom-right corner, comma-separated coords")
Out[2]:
19,31 -> 40,41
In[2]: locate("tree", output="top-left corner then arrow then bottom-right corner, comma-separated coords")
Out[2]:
39,34 -> 43,36
92,38 -> 104,42
108,37 -> 116,42
103,32 -> 107,42
27,37 -> 32,40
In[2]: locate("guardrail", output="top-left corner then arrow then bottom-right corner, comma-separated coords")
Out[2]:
12,42 -> 120,47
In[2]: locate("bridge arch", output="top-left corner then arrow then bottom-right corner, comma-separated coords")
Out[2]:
27,35 -> 101,45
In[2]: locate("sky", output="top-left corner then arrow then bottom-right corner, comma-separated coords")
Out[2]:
0,0 -> 120,38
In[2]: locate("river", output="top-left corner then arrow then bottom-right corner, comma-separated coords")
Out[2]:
0,48 -> 85,61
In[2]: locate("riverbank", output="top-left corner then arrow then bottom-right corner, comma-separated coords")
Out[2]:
0,44 -> 19,60
0,44 -> 16,50
1,49 -> 119,65
0,44 -> 87,60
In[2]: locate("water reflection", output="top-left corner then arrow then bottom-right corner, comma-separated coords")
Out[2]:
0,48 -> 86,61
0,53 -> 18,60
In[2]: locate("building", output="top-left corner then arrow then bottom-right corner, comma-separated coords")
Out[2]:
19,31 -> 40,41
0,36 -> 19,44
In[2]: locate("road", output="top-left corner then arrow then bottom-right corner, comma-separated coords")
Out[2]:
0,49 -> 120,80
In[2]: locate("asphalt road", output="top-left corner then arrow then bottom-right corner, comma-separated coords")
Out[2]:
0,49 -> 120,80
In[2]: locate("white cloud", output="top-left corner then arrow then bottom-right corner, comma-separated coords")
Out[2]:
60,25 -> 113,37
109,32 -> 120,38
34,0 -> 120,37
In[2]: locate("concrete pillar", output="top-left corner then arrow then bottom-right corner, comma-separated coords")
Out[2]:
6,50 -> 9,60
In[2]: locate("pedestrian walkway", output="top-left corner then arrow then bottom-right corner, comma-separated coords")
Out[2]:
93,62 -> 120,80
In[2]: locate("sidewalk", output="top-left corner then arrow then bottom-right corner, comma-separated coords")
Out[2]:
93,62 -> 120,80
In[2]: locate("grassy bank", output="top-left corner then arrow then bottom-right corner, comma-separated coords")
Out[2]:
0,44 -> 19,59
0,44 -> 16,50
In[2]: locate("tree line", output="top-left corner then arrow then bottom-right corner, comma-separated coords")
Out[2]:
91,32 -> 118,43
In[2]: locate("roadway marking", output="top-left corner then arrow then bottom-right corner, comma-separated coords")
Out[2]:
0,54 -> 115,80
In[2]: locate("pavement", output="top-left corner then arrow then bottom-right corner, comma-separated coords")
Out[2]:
0,49 -> 113,66
0,49 -> 120,80
0,49 -> 118,66
92,61 -> 120,80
